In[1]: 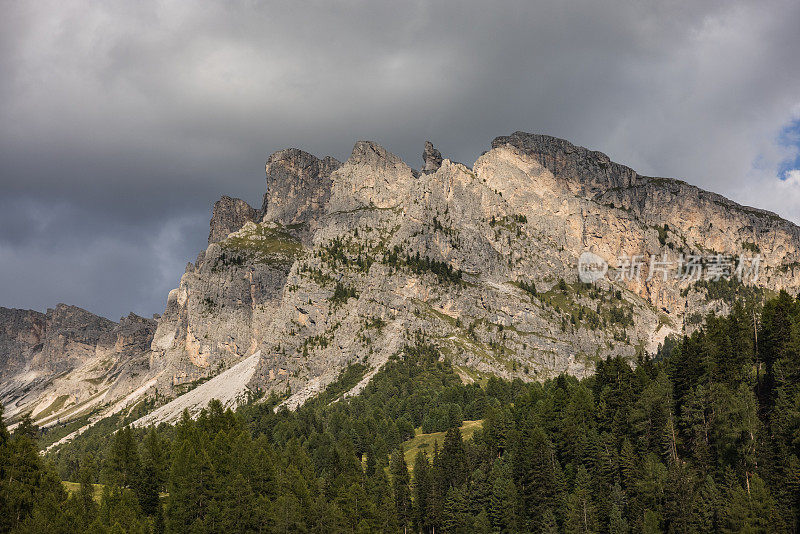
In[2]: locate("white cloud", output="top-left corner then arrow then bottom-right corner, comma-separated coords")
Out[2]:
781,170 -> 800,188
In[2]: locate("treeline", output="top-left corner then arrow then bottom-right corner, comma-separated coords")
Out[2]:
384,246 -> 463,284
2,292 -> 800,532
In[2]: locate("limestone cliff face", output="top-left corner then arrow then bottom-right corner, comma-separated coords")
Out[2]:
0,308 -> 46,382
147,223 -> 296,391
493,132 -> 800,315
261,149 -> 341,233
144,148 -> 343,393
37,305 -> 117,375
6,131 -> 800,428
114,133 -> 800,411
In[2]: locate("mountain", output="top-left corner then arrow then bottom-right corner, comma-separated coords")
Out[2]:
3,131 -> 800,430
0,305 -> 155,427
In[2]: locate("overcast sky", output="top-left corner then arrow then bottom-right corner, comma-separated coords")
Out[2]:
1,0 -> 799,320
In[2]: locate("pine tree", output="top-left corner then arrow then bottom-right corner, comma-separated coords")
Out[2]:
109,426 -> 142,491
690,475 -> 719,532
642,509 -> 662,534
390,448 -> 412,532
143,427 -> 167,486
369,467 -> 399,534
439,427 -> 468,490
663,461 -> 695,533
1,412 -> 70,531
720,472 -> 785,533
608,504 -> 629,534
489,458 -> 518,533
166,438 -> 215,532
630,371 -> 674,454
607,482 -> 629,534
428,441 -> 444,534
560,384 -> 597,467
472,509 -> 492,534
72,460 -> 98,527
513,425 -> 563,529
541,508 -> 559,534
138,455 -> 160,516
566,465 -> 597,533
442,486 -> 471,533
93,484 -> 147,533
412,451 -> 431,533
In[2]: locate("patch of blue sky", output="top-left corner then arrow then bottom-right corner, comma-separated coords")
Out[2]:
777,118 -> 800,180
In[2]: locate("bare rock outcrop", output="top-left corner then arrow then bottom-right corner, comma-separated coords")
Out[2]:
0,307 -> 46,382
7,131 -> 800,430
208,196 -> 258,244
422,141 -> 443,174
261,148 -> 341,229
37,304 -> 117,375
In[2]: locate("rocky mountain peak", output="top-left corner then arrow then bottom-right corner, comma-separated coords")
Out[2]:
421,141 -> 443,174
492,131 -> 639,193
327,141 -> 415,212
117,312 -> 157,332
42,304 -> 117,373
46,303 -> 115,331
348,140 -> 403,168
208,196 -> 258,244
261,147 -> 341,228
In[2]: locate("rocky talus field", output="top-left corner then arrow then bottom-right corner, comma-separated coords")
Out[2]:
3,132 -> 800,434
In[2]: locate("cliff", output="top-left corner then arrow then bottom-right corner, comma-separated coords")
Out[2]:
145,132 -> 800,412
5,131 -> 800,431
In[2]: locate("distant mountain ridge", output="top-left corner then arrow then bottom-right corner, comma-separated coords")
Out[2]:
0,304 -> 155,427
3,131 -> 800,432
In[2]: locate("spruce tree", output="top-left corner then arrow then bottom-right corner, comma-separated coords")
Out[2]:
412,451 -> 431,533
565,465 -> 597,533
390,448 -> 412,532
488,458 -> 518,533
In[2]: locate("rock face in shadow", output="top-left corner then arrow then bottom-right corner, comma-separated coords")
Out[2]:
38,304 -> 117,375
422,141 -> 443,174
0,307 -> 46,382
208,196 -> 259,244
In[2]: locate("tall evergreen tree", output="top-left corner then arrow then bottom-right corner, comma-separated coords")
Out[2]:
390,448 -> 412,532
412,451 -> 431,533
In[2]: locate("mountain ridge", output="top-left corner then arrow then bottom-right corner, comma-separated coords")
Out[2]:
3,131 -> 800,433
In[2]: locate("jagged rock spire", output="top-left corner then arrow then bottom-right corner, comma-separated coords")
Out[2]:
422,140 -> 443,174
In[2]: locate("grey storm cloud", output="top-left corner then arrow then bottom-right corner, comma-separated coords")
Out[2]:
1,0 -> 800,319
